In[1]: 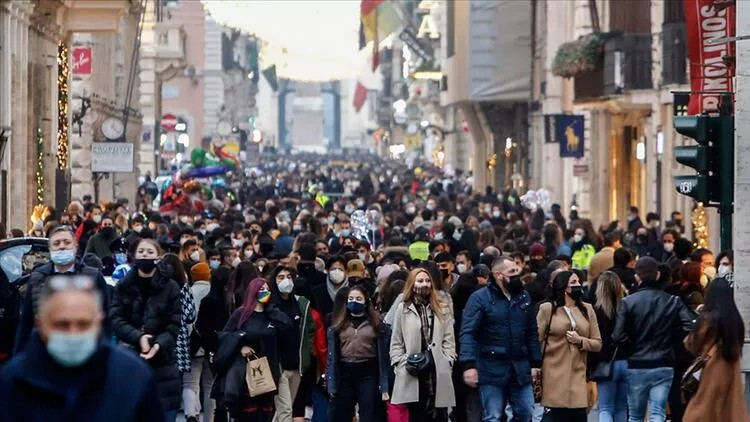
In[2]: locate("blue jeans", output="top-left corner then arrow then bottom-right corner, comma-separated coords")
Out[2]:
164,410 -> 177,422
626,367 -> 673,422
597,360 -> 628,422
479,382 -> 533,422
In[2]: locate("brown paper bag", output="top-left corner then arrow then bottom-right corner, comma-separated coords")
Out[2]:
245,355 -> 276,397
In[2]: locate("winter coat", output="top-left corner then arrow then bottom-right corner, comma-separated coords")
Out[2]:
176,282 -> 196,372
537,302 -> 601,408
85,231 -> 118,259
0,278 -> 19,363
588,247 -> 615,282
326,320 -> 390,397
15,261 -> 110,354
109,263 -> 182,411
214,305 -> 292,405
0,332 -> 165,422
459,283 -> 541,387
389,301 -> 456,407
683,328 -> 750,422
191,290 -> 230,356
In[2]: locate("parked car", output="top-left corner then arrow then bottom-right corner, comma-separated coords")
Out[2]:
0,237 -> 49,284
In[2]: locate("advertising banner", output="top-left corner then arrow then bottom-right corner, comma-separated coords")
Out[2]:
684,0 -> 735,114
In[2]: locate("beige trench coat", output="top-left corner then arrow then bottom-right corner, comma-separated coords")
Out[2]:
537,302 -> 601,409
389,301 -> 456,407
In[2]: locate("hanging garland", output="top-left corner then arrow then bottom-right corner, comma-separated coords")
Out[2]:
552,31 -> 621,78
691,203 -> 708,249
35,127 -> 44,204
57,42 -> 69,170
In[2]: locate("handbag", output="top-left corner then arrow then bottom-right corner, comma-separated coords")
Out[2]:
405,350 -> 434,376
245,353 -> 277,397
588,347 -> 618,381
681,345 -> 715,402
534,306 -> 555,403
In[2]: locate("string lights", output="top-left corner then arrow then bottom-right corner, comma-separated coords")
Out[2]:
57,42 -> 69,170
35,127 -> 44,204
691,203 -> 708,249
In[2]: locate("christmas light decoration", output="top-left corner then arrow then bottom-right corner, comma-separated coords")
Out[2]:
691,203 -> 708,249
35,127 -> 44,204
57,42 -> 69,170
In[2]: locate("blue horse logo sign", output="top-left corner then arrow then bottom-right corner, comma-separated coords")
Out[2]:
547,114 -> 585,158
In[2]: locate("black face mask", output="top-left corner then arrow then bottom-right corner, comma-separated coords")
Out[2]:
101,227 -> 116,238
636,234 -> 648,244
440,269 -> 451,280
568,285 -> 584,301
135,258 -> 157,273
529,259 -> 547,272
504,275 -> 524,295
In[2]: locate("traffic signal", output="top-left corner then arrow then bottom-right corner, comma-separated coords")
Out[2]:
673,114 -> 734,206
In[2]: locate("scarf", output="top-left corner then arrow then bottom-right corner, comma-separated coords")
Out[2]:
413,298 -> 437,411
176,282 -> 196,373
327,279 -> 349,302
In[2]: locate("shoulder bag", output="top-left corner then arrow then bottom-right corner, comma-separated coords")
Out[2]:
681,344 -> 715,403
534,304 -> 554,403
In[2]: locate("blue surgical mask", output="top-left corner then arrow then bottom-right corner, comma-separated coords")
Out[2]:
209,259 -> 221,270
346,301 -> 365,316
46,330 -> 98,367
115,252 -> 128,265
50,249 -> 76,266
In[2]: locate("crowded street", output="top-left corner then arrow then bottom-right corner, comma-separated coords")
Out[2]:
1,0 -> 750,422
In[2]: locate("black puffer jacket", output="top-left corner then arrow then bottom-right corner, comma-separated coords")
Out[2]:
110,262 -> 182,412
611,280 -> 695,369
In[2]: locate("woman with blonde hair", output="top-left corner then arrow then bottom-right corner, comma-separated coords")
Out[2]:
390,268 -> 456,422
590,271 -> 627,422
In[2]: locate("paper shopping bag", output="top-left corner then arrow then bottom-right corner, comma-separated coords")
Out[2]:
245,355 -> 276,397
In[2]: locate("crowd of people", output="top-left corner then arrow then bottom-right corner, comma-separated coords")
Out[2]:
0,154 -> 747,422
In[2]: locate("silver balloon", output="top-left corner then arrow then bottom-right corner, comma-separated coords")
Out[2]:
366,209 -> 383,231
351,210 -> 368,241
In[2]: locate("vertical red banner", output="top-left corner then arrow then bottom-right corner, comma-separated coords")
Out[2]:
684,0 -> 735,114
71,47 -> 92,75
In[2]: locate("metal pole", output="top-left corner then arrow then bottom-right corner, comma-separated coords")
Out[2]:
719,94 -> 734,251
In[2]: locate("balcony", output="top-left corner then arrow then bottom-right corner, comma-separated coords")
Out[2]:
62,0 -> 131,33
567,33 -> 653,101
153,23 -> 186,61
662,23 -> 687,85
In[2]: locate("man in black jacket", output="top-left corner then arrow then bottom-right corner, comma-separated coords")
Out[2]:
612,257 -> 694,422
15,226 -> 110,353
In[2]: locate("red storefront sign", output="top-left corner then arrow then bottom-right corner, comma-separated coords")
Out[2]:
71,47 -> 92,75
684,0 -> 735,114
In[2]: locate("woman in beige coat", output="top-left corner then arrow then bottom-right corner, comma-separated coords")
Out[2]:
390,268 -> 456,422
537,271 -> 601,422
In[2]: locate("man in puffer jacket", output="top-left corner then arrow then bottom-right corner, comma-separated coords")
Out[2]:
460,257 -> 541,422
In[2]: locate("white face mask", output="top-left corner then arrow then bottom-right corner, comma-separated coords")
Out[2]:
573,234 -> 583,243
718,263 -> 731,277
190,251 -> 201,262
704,265 -> 717,280
278,277 -> 294,294
207,223 -> 219,232
231,257 -> 241,268
663,242 -> 674,253
92,215 -> 102,224
457,263 -> 467,273
329,268 -> 346,285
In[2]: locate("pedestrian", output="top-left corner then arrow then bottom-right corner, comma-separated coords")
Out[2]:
391,268 -> 456,422
459,256 -> 540,422
229,261 -> 260,312
85,214 -> 120,259
611,257 -> 694,422
0,276 -> 165,421
311,255 -> 348,317
109,238 -> 182,422
14,225 -> 110,353
268,265 -> 315,422
682,278 -> 749,422
160,253 -> 197,375
537,271 -> 601,422
216,278 -> 292,422
327,284 -> 390,422
183,262 -> 215,422
589,271 -> 627,422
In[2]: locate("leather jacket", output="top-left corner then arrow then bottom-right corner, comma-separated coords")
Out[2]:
612,280 -> 695,368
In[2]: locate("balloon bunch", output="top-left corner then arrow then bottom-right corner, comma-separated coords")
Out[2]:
520,188 -> 553,212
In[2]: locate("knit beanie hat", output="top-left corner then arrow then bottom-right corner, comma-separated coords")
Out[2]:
191,262 -> 211,282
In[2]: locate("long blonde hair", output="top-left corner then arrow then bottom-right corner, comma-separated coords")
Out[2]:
403,268 -> 449,321
595,271 -> 625,319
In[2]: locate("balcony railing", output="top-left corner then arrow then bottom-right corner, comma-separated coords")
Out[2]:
574,33 -> 653,101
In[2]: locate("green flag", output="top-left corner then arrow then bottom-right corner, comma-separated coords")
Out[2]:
262,65 -> 278,92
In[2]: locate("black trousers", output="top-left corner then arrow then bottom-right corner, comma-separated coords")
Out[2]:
329,360 -> 380,422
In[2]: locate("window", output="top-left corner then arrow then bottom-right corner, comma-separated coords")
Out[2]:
446,0 -> 455,58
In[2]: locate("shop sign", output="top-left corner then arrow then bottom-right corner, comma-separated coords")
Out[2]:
91,142 -> 133,173
546,114 -> 585,158
416,1 -> 440,39
72,47 -> 92,75
399,30 -> 433,63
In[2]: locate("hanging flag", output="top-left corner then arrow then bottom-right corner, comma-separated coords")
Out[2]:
361,0 -> 383,43
361,0 -> 401,71
262,65 -> 278,92
353,81 -> 368,112
684,0 -> 735,114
